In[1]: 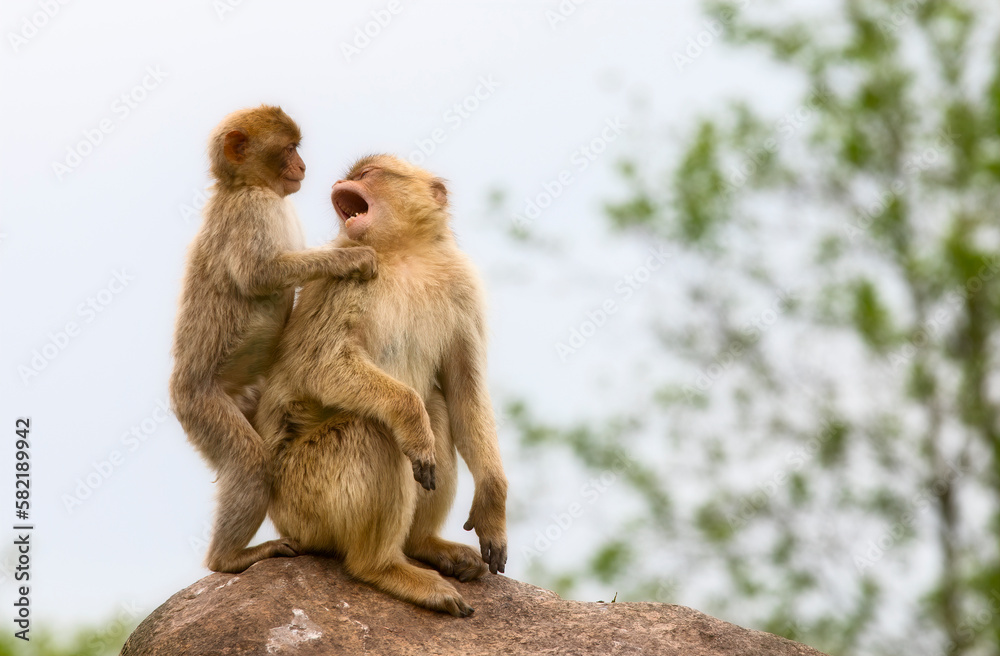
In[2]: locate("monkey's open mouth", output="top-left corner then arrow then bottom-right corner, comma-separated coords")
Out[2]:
333,188 -> 370,225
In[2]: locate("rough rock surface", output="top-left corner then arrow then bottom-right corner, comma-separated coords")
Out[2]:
121,555 -> 827,655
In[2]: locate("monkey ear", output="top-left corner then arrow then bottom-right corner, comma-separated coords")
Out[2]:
430,178 -> 449,206
223,130 -> 249,164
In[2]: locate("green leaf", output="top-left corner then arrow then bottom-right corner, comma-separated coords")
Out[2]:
589,540 -> 634,583
851,279 -> 895,350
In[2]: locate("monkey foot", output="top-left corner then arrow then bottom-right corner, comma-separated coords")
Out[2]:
208,538 -> 302,573
416,580 -> 475,617
270,537 -> 301,558
407,539 -> 488,582
427,590 -> 475,618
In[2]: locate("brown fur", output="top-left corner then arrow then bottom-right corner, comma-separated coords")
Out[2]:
169,106 -> 377,574
256,155 -> 508,616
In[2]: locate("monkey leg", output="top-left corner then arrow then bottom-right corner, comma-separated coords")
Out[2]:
209,464 -> 298,573
172,383 -> 298,573
298,346 -> 437,490
270,415 -> 473,616
347,556 -> 474,617
404,389 -> 488,582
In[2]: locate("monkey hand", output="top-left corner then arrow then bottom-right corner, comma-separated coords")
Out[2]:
402,422 -> 436,490
463,483 -> 508,574
409,452 -> 436,490
411,458 -> 436,491
403,404 -> 436,490
350,246 -> 378,280
410,454 -> 436,491
332,246 -> 378,281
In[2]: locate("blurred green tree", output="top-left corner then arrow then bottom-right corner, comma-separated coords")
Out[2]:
508,1 -> 1000,654
0,617 -> 136,656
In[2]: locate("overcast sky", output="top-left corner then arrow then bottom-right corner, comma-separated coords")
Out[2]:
0,0 -> 812,639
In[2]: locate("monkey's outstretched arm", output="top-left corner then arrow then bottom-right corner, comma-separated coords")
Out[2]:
303,344 -> 437,490
229,246 -> 377,297
441,326 -> 508,575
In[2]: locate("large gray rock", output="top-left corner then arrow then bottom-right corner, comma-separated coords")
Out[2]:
121,555 -> 827,655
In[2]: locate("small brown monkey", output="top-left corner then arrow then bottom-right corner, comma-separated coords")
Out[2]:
256,155 -> 508,617
169,106 -> 377,574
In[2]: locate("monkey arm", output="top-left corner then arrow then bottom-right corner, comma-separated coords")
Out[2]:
229,247 -> 377,297
303,344 -> 437,490
441,327 -> 508,574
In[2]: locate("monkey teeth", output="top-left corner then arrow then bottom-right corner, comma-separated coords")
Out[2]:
333,189 -> 371,225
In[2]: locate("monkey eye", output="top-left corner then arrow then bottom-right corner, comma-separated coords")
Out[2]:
357,168 -> 376,180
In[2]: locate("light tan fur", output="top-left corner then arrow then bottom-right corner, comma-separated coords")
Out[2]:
169,106 -> 376,574
256,155 -> 508,617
